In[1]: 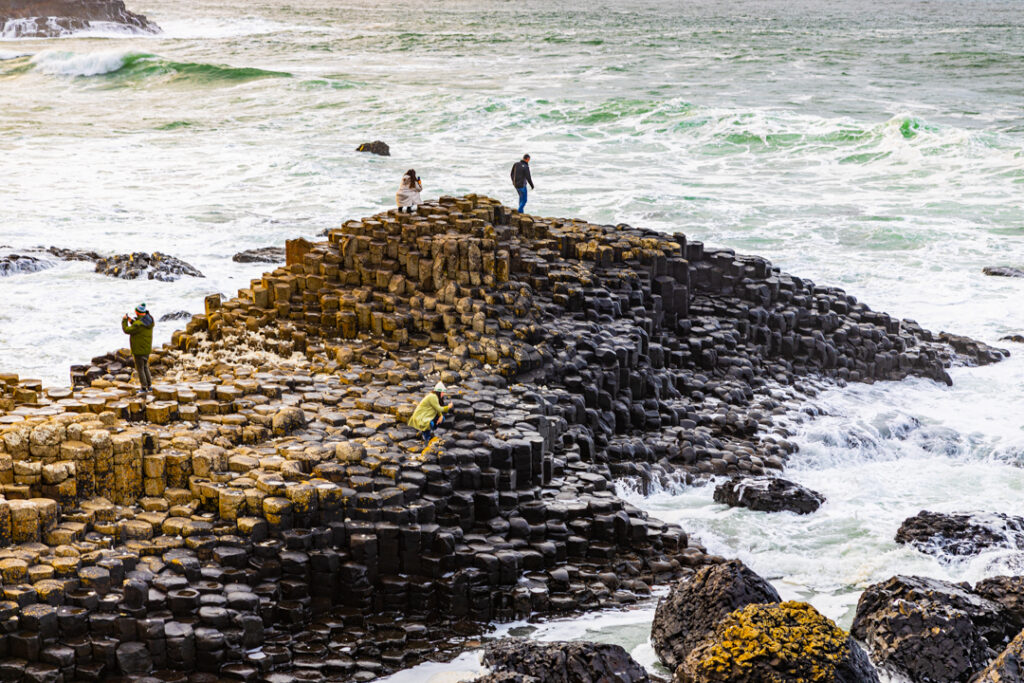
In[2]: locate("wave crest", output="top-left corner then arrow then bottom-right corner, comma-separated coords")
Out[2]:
28,49 -> 291,82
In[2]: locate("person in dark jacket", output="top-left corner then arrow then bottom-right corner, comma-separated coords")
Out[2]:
122,303 -> 154,394
510,154 -> 534,213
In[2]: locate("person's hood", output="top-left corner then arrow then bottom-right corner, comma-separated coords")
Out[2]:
137,312 -> 154,328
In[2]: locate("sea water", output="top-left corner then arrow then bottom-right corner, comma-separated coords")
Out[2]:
3,0 -> 1023,676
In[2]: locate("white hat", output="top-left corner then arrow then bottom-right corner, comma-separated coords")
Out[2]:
434,382 -> 446,393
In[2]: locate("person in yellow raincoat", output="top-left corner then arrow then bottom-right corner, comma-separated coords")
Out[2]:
409,382 -> 451,443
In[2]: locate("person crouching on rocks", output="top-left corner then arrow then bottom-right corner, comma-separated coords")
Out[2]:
409,382 -> 451,443
122,303 -> 154,395
396,169 -> 422,214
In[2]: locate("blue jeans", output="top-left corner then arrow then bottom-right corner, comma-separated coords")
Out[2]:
516,186 -> 528,212
421,413 -> 444,442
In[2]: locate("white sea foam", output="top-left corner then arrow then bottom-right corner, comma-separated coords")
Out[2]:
29,49 -> 138,76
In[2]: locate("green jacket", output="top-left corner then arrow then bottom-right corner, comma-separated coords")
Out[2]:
122,313 -> 154,356
409,392 -> 450,431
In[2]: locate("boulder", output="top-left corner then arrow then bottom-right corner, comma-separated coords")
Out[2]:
712,476 -> 824,514
974,576 -> 1024,635
895,510 -> 1024,558
851,575 -> 1014,683
46,246 -> 103,262
983,266 -> 1024,278
272,407 -> 306,436
232,247 -> 285,264
94,252 -> 204,282
678,601 -> 878,683
482,638 -> 649,683
159,311 -> 193,322
356,140 -> 390,156
0,0 -> 158,38
1001,335 -> 1024,343
652,560 -> 781,672
0,254 -> 51,277
974,629 -> 1024,683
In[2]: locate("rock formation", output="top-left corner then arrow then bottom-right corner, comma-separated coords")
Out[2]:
159,311 -> 193,323
712,475 -> 824,514
0,0 -> 158,38
355,140 -> 390,156
0,253 -> 51,277
94,252 -> 204,282
974,630 -> 1024,683
0,195 -> 1007,680
983,266 -> 1024,278
481,639 -> 650,683
895,510 -> 1024,558
233,247 -> 286,264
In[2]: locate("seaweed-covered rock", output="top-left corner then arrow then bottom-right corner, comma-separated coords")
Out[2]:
356,140 -> 390,156
851,575 -> 1013,683
975,629 -> 1024,683
895,510 -> 1024,558
482,638 -> 649,683
0,254 -> 51,277
712,476 -> 824,514
232,247 -> 285,264
678,601 -> 878,683
984,266 -> 1024,278
652,560 -> 781,672
0,0 -> 158,38
94,252 -> 204,282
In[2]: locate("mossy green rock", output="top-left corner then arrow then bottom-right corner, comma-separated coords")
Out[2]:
677,601 -> 879,683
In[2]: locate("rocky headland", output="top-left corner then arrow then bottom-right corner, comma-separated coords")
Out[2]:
0,0 -> 158,38
0,195 -> 1010,681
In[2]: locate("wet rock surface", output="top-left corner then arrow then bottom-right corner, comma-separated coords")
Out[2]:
975,629 -> 1024,683
481,638 -> 650,683
652,560 -> 781,671
45,246 -> 104,262
160,311 -> 194,323
712,475 -> 824,514
0,253 -> 51,277
895,510 -> 1024,558
356,140 -> 390,156
0,0 -> 158,37
0,195 -> 1007,680
679,601 -> 878,683
983,266 -> 1024,278
94,251 -> 204,281
852,575 -> 1017,683
234,247 -> 286,264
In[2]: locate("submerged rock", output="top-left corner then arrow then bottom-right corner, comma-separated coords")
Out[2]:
851,575 -> 1014,683
975,630 -> 1024,683
94,252 -> 204,281
232,246 -> 285,264
712,475 -> 824,514
983,266 -> 1024,278
652,560 -> 781,672
895,510 -> 1024,558
481,638 -> 649,683
0,0 -> 159,38
0,254 -> 51,277
356,140 -> 391,156
679,601 -> 879,683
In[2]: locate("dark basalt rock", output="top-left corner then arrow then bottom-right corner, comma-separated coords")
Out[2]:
712,475 -> 824,514
0,253 -> 51,277
679,601 -> 878,683
652,560 -> 781,672
983,266 -> 1024,278
481,638 -> 649,683
46,246 -> 104,262
895,510 -> 1024,558
232,246 -> 285,264
94,252 -> 204,282
159,310 -> 193,322
975,629 -> 1024,683
851,575 -> 1015,683
0,0 -> 159,38
1001,334 -> 1024,343
356,140 -> 391,156
974,576 -> 1024,635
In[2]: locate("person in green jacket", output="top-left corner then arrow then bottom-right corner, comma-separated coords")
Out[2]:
122,303 -> 155,394
409,381 -> 451,443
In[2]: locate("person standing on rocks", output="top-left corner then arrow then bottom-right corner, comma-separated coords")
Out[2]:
409,381 -> 451,443
122,303 -> 154,395
511,154 -> 534,213
396,169 -> 422,214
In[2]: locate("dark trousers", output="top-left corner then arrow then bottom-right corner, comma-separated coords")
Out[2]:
133,354 -> 152,389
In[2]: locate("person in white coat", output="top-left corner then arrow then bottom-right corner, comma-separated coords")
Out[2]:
396,169 -> 422,213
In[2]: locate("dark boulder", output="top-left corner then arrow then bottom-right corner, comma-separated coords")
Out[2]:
983,266 -> 1024,278
895,510 -> 1024,558
0,0 -> 158,38
232,247 -> 285,264
652,559 -> 781,672
851,575 -> 1014,683
159,311 -> 193,322
94,252 -> 204,282
1001,334 -> 1024,343
712,476 -> 825,514
679,601 -> 878,683
975,576 -> 1024,635
356,140 -> 391,156
975,629 -> 1024,683
46,246 -> 103,262
0,254 -> 51,277
475,674 -> 540,683
482,638 -> 649,683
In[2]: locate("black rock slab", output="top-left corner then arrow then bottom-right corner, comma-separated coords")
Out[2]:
481,638 -> 649,683
713,476 -> 825,514
895,510 -> 1024,558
